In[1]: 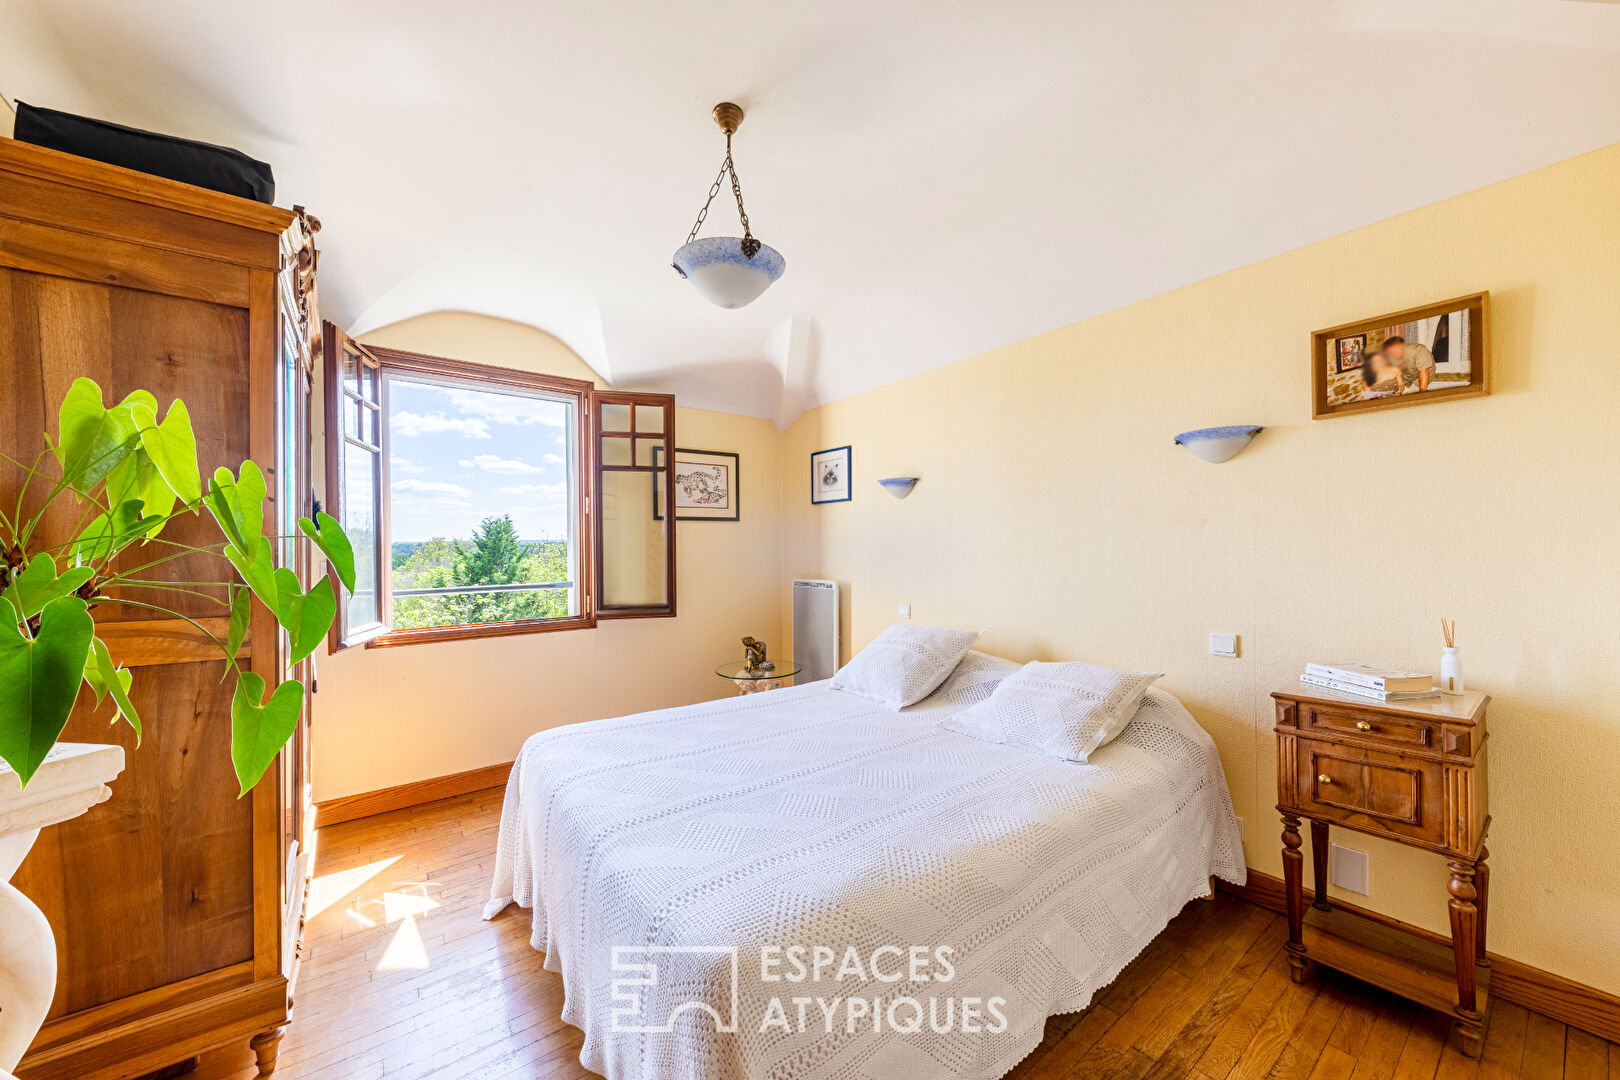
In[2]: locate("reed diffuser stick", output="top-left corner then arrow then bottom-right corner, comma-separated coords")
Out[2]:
1441,619 -> 1456,648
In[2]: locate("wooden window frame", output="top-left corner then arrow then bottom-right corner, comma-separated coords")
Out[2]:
362,346 -> 598,648
324,336 -> 679,648
592,390 -> 677,619
322,323 -> 389,650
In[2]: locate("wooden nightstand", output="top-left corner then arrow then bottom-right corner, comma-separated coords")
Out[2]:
1272,685 -> 1491,1056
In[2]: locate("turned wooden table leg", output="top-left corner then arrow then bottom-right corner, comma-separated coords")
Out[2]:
1447,860 -> 1485,1057
249,1027 -> 284,1077
1475,844 -> 1491,967
1310,819 -> 1331,912
1281,813 -> 1307,983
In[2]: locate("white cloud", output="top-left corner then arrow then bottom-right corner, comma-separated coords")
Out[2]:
543,453 -> 564,464
392,478 -> 472,497
412,384 -> 567,428
457,453 -> 545,475
499,483 -> 566,496
390,454 -> 427,475
392,411 -> 491,439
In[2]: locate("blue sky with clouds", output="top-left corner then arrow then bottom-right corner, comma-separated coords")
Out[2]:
387,378 -> 572,544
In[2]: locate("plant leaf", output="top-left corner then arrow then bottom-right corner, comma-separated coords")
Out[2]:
108,449 -> 179,539
75,500 -> 147,565
0,596 -> 96,786
204,462 -> 267,552
54,378 -> 140,495
226,586 -> 252,663
1,555 -> 94,621
274,569 -> 336,665
229,672 -> 303,796
224,536 -> 278,611
298,512 -> 355,594
132,398 -> 201,505
87,636 -> 141,743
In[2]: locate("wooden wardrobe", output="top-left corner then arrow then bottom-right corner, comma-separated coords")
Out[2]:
0,137 -> 319,1078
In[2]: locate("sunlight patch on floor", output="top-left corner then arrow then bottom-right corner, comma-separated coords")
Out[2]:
377,912 -> 431,970
306,856 -> 402,919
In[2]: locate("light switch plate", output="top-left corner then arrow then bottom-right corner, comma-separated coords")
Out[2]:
897,603 -> 911,619
1209,632 -> 1238,657
1330,843 -> 1370,895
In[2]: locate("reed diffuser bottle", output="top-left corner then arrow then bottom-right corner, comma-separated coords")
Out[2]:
1440,619 -> 1464,696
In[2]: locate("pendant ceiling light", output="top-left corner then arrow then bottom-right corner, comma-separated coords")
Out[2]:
672,102 -> 785,309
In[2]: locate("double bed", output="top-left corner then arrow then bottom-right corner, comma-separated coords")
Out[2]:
486,651 -> 1245,1080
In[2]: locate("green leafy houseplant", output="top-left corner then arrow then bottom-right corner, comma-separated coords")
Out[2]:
0,378 -> 353,794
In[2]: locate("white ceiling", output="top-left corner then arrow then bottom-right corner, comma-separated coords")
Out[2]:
7,0 -> 1620,425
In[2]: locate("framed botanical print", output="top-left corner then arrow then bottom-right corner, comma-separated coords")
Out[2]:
810,445 -> 851,504
653,447 -> 739,521
1313,293 -> 1490,419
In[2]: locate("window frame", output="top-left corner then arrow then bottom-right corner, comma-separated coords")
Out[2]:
591,390 -> 678,618
322,323 -> 390,650
360,345 -> 598,649
323,337 -> 680,650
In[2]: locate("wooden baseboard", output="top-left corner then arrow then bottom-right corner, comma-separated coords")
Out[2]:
1217,869 -> 1620,1044
314,762 -> 513,828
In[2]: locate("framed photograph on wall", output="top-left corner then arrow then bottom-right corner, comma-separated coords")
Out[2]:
653,447 -> 740,521
810,445 -> 852,504
1313,292 -> 1489,419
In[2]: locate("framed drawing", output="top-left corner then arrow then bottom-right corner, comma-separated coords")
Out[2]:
1313,292 -> 1489,419
810,445 -> 852,505
654,447 -> 739,521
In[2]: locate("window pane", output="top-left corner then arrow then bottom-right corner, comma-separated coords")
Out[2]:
344,441 -> 379,628
601,470 -> 668,607
600,402 -> 632,431
386,375 -> 578,630
342,348 -> 359,394
634,404 -> 664,434
635,436 -> 663,467
600,435 -> 631,466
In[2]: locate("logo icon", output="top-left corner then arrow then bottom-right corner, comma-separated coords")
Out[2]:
611,946 -> 740,1034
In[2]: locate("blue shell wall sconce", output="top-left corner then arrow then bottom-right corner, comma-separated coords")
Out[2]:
1174,426 -> 1264,463
878,476 -> 921,499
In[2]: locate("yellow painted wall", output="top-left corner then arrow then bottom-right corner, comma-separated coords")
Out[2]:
313,312 -> 782,803
779,144 -> 1620,994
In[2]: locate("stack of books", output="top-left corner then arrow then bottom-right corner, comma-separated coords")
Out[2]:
1301,662 -> 1439,702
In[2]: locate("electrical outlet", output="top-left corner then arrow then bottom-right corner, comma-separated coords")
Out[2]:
1330,843 -> 1370,895
1209,632 -> 1238,658
897,603 -> 911,618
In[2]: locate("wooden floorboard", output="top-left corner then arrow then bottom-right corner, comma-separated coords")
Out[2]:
187,789 -> 1615,1080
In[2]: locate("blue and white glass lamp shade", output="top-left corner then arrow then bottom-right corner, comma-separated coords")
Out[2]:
672,238 -> 786,309
1173,425 -> 1264,463
878,476 -> 920,499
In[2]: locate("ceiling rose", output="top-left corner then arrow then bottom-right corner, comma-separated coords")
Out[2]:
671,103 -> 785,309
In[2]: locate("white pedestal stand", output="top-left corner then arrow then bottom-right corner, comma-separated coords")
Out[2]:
0,744 -> 125,1078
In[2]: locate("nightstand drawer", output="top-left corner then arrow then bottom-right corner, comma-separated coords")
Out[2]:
1303,705 -> 1434,751
1295,739 -> 1444,846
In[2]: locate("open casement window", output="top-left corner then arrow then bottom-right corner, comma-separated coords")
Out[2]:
323,323 -> 388,649
591,391 -> 676,618
323,331 -> 676,647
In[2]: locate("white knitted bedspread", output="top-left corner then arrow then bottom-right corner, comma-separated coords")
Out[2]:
486,653 -> 1245,1080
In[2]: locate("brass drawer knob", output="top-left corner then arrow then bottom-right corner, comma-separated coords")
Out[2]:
1356,721 -> 1373,731
1318,774 -> 1333,784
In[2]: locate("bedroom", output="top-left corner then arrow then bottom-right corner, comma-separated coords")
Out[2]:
0,2 -> 1617,1078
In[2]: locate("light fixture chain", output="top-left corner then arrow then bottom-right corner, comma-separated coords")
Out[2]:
684,153 -> 731,246
725,134 -> 760,259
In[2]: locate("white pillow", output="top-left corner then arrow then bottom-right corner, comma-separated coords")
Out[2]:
943,660 -> 1163,762
830,624 -> 984,709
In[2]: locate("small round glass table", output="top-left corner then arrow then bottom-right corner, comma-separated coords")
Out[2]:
715,659 -> 803,695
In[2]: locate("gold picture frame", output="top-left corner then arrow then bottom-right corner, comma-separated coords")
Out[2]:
1312,292 -> 1490,420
